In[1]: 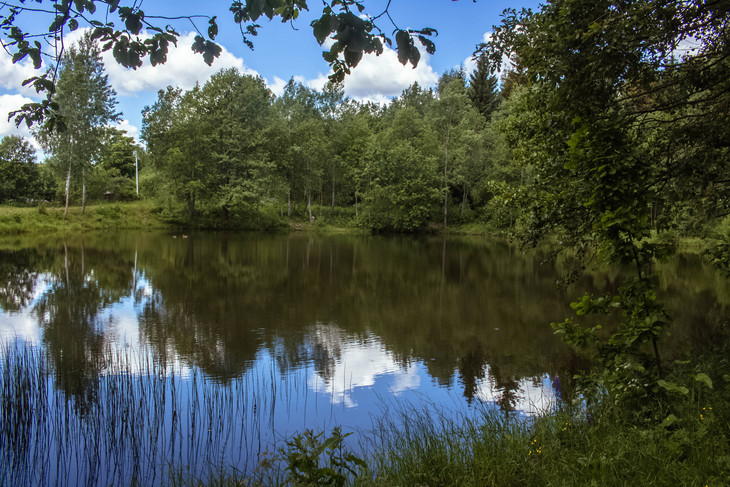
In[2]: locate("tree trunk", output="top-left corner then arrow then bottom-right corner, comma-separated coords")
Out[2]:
461,182 -> 467,216
64,164 -> 71,218
81,168 -> 86,215
307,192 -> 313,223
331,162 -> 336,209
287,191 -> 292,217
355,193 -> 358,218
188,191 -> 196,222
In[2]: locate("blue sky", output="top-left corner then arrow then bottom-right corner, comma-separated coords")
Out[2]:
0,1 -> 540,147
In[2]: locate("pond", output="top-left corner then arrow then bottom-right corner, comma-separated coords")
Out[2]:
0,232 -> 727,485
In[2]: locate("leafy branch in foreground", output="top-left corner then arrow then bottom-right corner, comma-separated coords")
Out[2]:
2,0 -> 440,128
281,427 -> 366,486
490,0 -> 729,419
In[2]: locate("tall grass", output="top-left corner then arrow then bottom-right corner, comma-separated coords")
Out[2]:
357,385 -> 730,486
0,341 -> 306,486
3,339 -> 728,486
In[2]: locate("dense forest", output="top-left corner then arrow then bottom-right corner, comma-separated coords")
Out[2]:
2,13 -> 727,241
1,34 -> 511,233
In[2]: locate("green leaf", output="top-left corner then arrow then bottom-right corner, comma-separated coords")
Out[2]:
208,17 -> 218,40
694,373 -> 713,389
661,414 -> 677,428
657,380 -> 689,395
312,13 -> 333,45
124,13 -> 143,35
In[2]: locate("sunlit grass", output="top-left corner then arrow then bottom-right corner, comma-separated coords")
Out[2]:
0,200 -> 169,235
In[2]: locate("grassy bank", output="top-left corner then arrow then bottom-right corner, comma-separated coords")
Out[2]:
0,201 -> 170,235
357,397 -> 729,486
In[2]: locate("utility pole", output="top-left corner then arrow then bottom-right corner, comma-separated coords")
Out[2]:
133,150 -> 139,195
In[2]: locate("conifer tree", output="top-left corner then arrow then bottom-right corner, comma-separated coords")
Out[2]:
467,53 -> 500,119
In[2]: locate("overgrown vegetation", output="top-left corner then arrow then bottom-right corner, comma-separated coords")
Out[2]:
0,201 -> 168,234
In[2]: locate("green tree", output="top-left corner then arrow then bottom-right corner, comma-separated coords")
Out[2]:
99,128 -> 137,179
274,80 -> 329,222
198,69 -> 275,225
468,53 -> 500,119
486,0 -> 730,413
431,75 -> 485,228
361,96 -> 439,232
337,102 -> 377,216
143,85 -> 208,223
143,69 -> 275,226
94,127 -> 140,200
36,33 -> 120,216
0,135 -> 39,203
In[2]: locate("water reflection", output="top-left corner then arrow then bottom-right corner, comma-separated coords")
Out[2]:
1,233 -> 728,410
306,323 -> 421,407
0,233 -> 730,485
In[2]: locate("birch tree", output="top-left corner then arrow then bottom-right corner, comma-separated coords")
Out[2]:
37,33 -> 120,216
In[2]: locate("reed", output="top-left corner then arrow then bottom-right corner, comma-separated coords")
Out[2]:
0,341 -> 302,486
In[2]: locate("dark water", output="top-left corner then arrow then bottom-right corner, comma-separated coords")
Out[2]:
0,232 -> 727,485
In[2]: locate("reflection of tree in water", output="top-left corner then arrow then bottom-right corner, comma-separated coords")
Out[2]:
0,249 -> 46,312
457,345 -> 487,404
488,362 -> 522,413
4,231 -> 724,412
33,241 -> 132,409
136,235 -> 270,382
138,293 -> 261,382
134,234 -> 584,395
308,324 -> 343,385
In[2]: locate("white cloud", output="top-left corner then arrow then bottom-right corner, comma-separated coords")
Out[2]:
0,53 -> 40,98
113,119 -> 140,143
0,94 -> 37,142
340,44 -> 439,103
268,76 -> 289,97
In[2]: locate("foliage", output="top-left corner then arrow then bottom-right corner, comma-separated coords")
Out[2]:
359,104 -> 439,232
280,427 -> 366,486
36,33 -> 120,214
142,69 -> 277,227
482,0 -> 730,427
467,53 -> 500,120
0,135 -> 40,203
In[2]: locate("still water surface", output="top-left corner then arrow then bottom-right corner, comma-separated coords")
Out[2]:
0,232 -> 727,485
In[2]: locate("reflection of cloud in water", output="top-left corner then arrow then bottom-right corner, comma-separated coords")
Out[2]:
307,323 -> 420,408
0,313 -> 41,343
475,365 -> 557,415
0,275 -> 51,343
